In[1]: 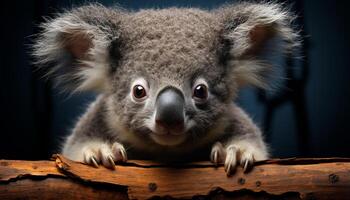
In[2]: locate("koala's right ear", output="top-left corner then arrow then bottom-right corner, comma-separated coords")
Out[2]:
215,2 -> 299,89
33,4 -> 126,92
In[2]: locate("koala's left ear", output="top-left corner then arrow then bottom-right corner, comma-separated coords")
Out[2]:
33,4 -> 126,92
216,2 -> 299,88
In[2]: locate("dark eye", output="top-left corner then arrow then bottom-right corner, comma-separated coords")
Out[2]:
133,85 -> 147,99
193,84 -> 208,101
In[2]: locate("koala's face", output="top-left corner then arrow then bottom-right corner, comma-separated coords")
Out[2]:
34,4 -> 297,147
109,9 -> 234,146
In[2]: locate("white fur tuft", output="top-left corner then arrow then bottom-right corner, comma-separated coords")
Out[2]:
216,2 -> 300,88
32,4 -> 125,92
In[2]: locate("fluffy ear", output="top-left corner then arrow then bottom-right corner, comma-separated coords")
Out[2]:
216,2 -> 299,88
33,4 -> 125,92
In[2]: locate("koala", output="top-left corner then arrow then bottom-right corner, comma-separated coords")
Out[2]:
33,2 -> 298,175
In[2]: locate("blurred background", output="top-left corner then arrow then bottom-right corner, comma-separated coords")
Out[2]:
0,0 -> 349,160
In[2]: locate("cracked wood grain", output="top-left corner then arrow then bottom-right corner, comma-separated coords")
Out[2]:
0,154 -> 350,199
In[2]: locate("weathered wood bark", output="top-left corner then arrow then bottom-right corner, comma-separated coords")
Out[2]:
0,155 -> 349,200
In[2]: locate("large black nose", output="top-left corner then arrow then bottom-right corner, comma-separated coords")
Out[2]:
155,87 -> 185,132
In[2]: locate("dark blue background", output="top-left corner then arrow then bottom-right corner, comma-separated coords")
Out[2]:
1,0 -> 349,160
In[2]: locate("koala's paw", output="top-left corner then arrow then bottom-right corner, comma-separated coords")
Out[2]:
82,142 -> 127,169
210,141 -> 265,176
210,142 -> 226,165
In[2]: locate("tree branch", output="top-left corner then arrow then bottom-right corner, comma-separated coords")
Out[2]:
0,154 -> 349,199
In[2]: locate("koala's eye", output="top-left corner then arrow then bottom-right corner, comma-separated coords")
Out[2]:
133,85 -> 147,99
193,84 -> 208,101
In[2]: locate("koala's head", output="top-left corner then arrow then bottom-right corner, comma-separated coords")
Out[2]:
33,3 -> 298,147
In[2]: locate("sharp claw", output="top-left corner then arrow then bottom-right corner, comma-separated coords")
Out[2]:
224,161 -> 231,172
90,156 -> 99,168
120,149 -> 127,162
210,150 -> 214,162
225,165 -> 230,174
108,155 -> 115,168
225,164 -> 233,176
242,154 -> 255,173
243,159 -> 249,172
213,151 -> 218,165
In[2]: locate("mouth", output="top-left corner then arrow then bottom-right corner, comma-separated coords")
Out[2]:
149,131 -> 187,146
143,115 -> 195,146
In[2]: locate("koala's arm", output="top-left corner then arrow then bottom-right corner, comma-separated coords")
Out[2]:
211,104 -> 268,174
62,96 -> 127,168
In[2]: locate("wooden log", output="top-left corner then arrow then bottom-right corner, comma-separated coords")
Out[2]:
0,154 -> 349,200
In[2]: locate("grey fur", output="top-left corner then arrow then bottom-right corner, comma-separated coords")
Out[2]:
33,2 -> 299,174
